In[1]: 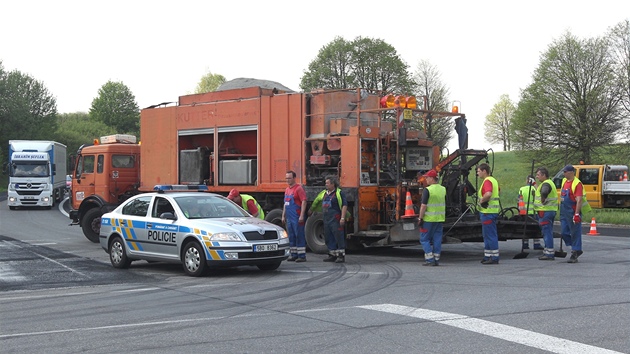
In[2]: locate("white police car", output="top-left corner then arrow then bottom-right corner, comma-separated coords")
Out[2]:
99,192 -> 289,276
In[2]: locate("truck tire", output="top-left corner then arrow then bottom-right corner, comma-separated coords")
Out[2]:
305,213 -> 327,254
82,208 -> 102,243
264,209 -> 284,227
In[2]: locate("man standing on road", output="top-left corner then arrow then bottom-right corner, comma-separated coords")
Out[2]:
418,170 -> 446,266
534,167 -> 559,261
282,171 -> 308,262
559,164 -> 591,263
309,177 -> 348,263
477,163 -> 500,265
227,189 -> 264,219
519,175 -> 543,251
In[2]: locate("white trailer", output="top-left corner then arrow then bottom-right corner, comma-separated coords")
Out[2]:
7,140 -> 67,209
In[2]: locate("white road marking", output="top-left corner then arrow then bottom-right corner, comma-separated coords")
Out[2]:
0,263 -> 27,282
282,270 -> 386,275
359,304 -> 623,354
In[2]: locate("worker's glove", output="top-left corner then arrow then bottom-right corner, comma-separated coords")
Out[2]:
418,219 -> 424,228
480,201 -> 489,209
573,214 -> 581,224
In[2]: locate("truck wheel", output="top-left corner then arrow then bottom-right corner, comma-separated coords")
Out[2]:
305,213 -> 327,254
82,208 -> 102,243
264,209 -> 284,227
109,236 -> 131,269
182,241 -> 207,277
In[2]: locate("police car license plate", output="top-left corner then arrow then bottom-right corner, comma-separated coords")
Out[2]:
255,244 -> 278,252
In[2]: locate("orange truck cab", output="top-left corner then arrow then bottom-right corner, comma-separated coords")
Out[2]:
69,134 -> 141,242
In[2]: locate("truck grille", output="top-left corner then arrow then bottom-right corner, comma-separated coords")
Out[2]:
16,190 -> 43,196
242,230 -> 278,241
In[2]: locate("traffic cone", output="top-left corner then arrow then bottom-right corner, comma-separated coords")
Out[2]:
588,217 -> 600,236
402,191 -> 416,218
624,171 -> 628,181
518,193 -> 526,216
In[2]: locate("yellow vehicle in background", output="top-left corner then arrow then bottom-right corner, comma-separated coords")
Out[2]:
552,164 -> 630,208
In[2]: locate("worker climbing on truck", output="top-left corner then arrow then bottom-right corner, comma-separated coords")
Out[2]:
227,189 -> 265,219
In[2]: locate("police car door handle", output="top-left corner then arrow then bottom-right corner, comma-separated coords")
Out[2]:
146,223 -> 152,228
120,220 -> 127,225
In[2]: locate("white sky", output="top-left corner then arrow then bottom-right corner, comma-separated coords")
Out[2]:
2,0 -> 628,151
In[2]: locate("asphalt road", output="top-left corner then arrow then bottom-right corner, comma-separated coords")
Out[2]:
1,198 -> 629,353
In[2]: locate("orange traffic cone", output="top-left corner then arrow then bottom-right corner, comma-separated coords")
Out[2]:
402,191 -> 416,218
518,193 -> 526,216
588,217 -> 600,236
624,171 -> 628,181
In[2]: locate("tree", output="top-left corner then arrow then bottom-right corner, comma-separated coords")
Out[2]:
0,61 -> 58,165
607,19 -> 630,140
300,36 -> 355,91
412,60 -> 453,149
511,32 -> 623,164
89,81 -> 139,136
300,36 -> 412,94
195,71 -> 226,93
484,94 -> 515,151
54,112 -> 115,162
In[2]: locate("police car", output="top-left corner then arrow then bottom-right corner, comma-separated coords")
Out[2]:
99,192 -> 289,276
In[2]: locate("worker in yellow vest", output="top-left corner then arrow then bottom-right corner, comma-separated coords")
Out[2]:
518,175 -> 543,250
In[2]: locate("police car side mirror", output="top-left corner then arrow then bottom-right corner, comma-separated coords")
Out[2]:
160,212 -> 177,220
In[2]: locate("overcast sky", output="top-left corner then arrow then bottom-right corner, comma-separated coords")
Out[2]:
2,0 -> 628,151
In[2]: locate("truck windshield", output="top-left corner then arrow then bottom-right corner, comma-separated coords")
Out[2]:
11,163 -> 49,177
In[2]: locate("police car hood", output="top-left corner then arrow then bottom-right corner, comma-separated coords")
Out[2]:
187,217 -> 281,234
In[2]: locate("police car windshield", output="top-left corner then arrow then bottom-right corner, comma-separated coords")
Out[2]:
174,195 -> 250,219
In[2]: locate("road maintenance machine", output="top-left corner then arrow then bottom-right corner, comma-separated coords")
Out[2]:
70,85 -> 542,250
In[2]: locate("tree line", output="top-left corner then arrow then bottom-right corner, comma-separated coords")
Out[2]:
2,20 -> 629,172
485,20 -> 630,166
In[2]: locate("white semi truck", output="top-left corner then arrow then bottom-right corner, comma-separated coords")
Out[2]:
6,140 -> 67,209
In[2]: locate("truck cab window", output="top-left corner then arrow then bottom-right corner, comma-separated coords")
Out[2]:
97,155 -> 104,173
112,155 -> 135,168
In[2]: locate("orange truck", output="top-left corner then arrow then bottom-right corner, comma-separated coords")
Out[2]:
70,86 -> 541,249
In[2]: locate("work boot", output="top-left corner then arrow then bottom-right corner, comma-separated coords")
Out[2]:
567,251 -> 579,263
335,255 -> 345,263
538,255 -> 555,261
481,259 -> 499,265
286,256 -> 297,262
295,257 -> 306,263
422,261 -> 434,266
323,254 -> 337,262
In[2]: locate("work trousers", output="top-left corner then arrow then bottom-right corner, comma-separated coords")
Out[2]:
286,218 -> 306,259
480,213 -> 499,261
420,221 -> 443,263
537,211 -> 556,256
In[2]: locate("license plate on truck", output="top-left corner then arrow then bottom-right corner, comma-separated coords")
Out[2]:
254,244 -> 278,252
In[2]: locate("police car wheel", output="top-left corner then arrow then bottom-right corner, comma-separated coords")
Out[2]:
109,236 -> 131,269
182,241 -> 207,277
257,262 -> 281,271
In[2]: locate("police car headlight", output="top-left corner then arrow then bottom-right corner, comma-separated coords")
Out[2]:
209,232 -> 242,241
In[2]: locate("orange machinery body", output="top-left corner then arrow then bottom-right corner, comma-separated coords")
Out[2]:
140,87 -> 445,248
